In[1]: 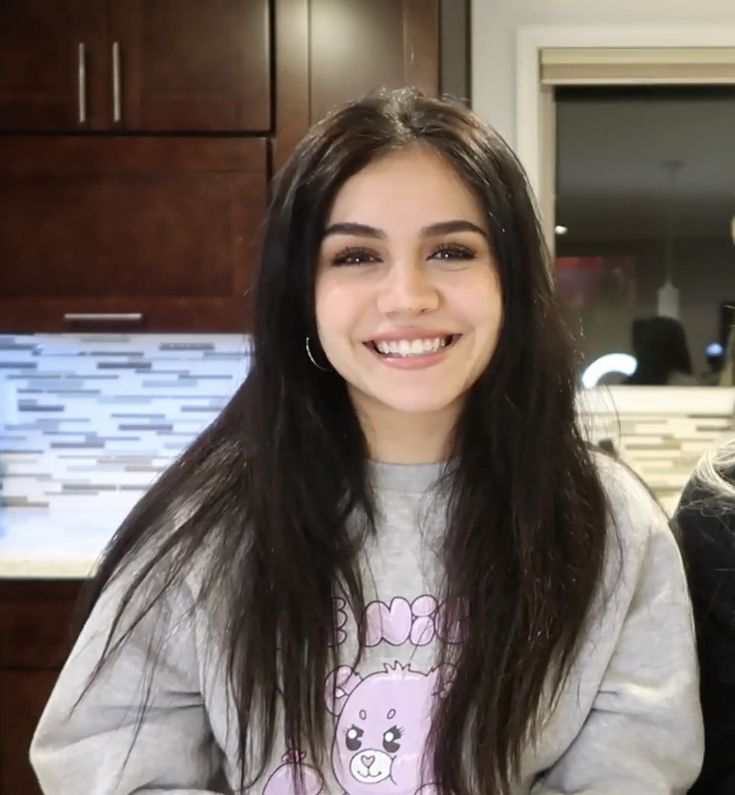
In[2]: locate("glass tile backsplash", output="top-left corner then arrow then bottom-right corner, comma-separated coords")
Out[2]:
0,334 -> 250,564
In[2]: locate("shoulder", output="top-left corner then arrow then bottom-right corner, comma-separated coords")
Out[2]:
590,452 -> 682,595
593,451 -> 657,510
92,499 -> 230,640
592,451 -> 666,544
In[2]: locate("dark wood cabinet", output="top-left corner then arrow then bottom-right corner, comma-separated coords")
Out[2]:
273,0 -> 469,169
307,0 -> 439,125
0,0 -> 469,332
0,579 -> 83,795
0,136 -> 267,332
0,0 -> 271,133
0,0 -> 106,132
109,0 -> 271,132
0,670 -> 59,794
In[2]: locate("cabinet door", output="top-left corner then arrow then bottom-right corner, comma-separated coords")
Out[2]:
108,0 -> 271,132
308,0 -> 439,124
273,0 -> 440,168
0,580 -> 81,795
0,0 -> 106,132
0,580 -> 81,668
0,669 -> 57,795
0,137 -> 267,332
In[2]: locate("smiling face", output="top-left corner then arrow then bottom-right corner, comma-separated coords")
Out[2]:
314,146 -> 503,450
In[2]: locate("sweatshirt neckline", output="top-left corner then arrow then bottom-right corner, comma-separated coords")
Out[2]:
367,460 -> 447,494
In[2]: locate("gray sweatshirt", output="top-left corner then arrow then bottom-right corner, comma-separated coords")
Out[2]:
30,455 -> 704,794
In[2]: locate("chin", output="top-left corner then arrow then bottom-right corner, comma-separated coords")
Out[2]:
371,389 -> 462,416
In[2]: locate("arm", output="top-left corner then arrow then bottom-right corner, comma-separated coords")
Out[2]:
30,564 -> 227,795
534,465 -> 704,794
675,483 -> 735,795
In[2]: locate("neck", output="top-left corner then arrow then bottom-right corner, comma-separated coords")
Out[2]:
353,398 -> 459,464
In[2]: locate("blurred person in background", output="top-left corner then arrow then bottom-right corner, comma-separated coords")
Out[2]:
674,438 -> 735,794
625,315 -> 697,386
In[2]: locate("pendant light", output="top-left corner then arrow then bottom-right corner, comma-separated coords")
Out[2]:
657,159 -> 682,320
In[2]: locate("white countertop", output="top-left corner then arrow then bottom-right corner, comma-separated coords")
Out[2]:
0,492 -> 140,578
578,385 -> 735,414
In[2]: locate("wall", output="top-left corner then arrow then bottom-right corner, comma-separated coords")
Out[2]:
471,0 -> 735,147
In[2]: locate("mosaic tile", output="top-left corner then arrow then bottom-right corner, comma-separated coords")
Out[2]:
0,333 -> 251,559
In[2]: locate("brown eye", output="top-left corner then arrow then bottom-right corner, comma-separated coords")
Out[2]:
431,244 -> 476,261
332,247 -> 380,266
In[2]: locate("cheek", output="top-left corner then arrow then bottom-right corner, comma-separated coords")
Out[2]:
315,279 -> 370,339
479,270 -> 502,317
450,272 -> 503,330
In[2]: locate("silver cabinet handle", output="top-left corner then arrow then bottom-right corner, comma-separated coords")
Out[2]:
64,313 -> 144,322
78,42 -> 87,124
112,41 -> 122,123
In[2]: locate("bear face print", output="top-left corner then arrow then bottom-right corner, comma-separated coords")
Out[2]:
324,662 -> 454,795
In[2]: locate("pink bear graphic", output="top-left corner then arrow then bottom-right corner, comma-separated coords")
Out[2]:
324,662 -> 455,795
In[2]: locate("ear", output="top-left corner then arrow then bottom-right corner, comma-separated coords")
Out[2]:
324,666 -> 362,717
430,663 -> 456,700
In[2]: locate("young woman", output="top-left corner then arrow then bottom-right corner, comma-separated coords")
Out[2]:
674,439 -> 735,794
31,89 -> 703,794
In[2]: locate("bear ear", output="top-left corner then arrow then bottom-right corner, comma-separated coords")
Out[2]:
324,666 -> 362,717
430,663 -> 456,700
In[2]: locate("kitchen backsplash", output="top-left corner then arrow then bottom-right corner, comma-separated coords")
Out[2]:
579,387 -> 734,513
1,334 -> 734,560
0,334 -> 251,560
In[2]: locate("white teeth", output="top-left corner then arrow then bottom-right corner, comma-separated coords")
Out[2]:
373,337 -> 452,357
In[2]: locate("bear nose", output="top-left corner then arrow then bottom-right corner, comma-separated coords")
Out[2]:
361,755 -> 375,769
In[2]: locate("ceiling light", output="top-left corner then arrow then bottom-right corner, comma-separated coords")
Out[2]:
555,225 -> 568,235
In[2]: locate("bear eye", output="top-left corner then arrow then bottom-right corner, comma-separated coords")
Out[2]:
382,725 -> 403,753
345,724 -> 364,752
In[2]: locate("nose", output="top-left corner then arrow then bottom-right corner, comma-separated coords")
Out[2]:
375,261 -> 439,317
361,754 -> 375,769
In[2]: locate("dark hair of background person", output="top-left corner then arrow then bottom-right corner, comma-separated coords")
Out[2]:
76,88 -> 610,795
672,439 -> 735,794
625,315 -> 694,385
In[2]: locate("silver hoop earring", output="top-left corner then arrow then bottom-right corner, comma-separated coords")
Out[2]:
305,336 -> 331,372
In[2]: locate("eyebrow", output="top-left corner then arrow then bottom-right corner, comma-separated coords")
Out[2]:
322,220 -> 488,240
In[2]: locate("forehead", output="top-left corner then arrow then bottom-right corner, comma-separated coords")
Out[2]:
326,146 -> 486,231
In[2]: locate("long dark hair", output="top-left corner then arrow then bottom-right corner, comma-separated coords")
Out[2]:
626,315 -> 693,385
81,88 -> 609,794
